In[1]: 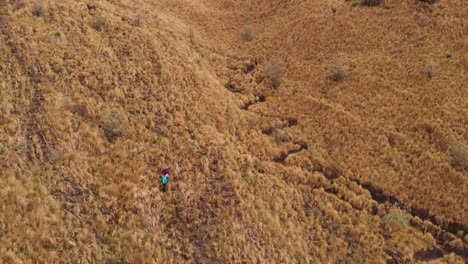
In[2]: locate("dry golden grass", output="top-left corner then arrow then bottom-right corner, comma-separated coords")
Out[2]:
0,0 -> 467,263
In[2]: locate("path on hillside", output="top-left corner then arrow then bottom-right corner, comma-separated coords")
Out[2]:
0,0 -> 48,164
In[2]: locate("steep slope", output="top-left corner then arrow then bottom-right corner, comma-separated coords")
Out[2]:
0,0 -> 467,263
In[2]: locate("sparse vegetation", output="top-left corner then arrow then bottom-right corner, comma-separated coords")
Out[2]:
92,14 -> 107,31
241,25 -> 254,42
32,0 -> 44,16
382,212 -> 410,228
265,59 -> 282,88
328,61 -> 346,81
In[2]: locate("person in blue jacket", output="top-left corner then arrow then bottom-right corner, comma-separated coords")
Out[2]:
161,168 -> 169,192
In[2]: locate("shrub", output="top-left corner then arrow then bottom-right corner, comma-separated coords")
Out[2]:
32,0 -> 44,16
102,110 -> 125,142
382,212 -> 409,227
241,26 -> 254,42
360,0 -> 381,6
132,11 -> 145,27
450,142 -> 467,171
92,14 -> 106,31
265,59 -> 282,88
328,61 -> 346,81
425,59 -> 437,79
49,31 -> 66,43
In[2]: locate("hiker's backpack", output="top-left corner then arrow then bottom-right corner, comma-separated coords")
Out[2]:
161,175 -> 168,184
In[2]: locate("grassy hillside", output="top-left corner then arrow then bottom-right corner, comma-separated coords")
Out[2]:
0,0 -> 467,263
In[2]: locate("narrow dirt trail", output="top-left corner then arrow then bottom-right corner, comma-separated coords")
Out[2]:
0,0 -> 48,164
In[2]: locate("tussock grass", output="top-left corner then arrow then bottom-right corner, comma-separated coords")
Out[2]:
2,0 -> 467,262
49,31 -> 66,43
382,212 -> 409,227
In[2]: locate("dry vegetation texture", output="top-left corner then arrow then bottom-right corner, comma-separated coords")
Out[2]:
0,0 -> 467,263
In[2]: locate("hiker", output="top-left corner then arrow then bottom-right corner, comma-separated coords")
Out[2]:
161,168 -> 169,192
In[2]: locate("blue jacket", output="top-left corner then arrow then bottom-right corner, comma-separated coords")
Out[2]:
161,175 -> 168,184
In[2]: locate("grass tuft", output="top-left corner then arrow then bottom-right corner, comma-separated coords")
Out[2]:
49,31 -> 67,43
382,212 -> 409,227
